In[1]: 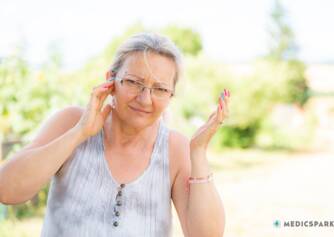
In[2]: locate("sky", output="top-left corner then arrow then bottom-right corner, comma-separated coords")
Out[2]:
1,0 -> 333,70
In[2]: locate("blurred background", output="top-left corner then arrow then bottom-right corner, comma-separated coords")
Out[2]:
1,0 -> 334,236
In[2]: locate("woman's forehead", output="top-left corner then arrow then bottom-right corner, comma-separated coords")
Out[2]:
122,52 -> 175,86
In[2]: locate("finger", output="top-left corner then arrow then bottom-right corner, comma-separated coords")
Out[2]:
195,94 -> 227,137
101,104 -> 112,121
207,110 -> 216,121
218,97 -> 224,124
207,95 -> 224,125
91,81 -> 114,95
99,82 -> 114,101
90,85 -> 113,111
221,89 -> 230,117
222,98 -> 229,118
95,81 -> 114,97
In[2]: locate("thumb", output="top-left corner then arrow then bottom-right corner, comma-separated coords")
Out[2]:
101,104 -> 112,121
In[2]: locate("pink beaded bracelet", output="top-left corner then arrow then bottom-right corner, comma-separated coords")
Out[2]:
188,173 -> 213,184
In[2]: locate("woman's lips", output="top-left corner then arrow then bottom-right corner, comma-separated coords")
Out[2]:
129,106 -> 151,114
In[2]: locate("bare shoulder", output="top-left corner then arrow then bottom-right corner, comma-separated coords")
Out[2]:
169,130 -> 190,155
20,105 -> 85,151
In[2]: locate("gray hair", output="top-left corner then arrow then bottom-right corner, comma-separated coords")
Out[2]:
110,32 -> 183,87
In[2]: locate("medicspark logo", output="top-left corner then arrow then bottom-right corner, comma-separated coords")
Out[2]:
273,219 -> 334,228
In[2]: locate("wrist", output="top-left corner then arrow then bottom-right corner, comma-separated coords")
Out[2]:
71,125 -> 89,145
190,147 -> 207,157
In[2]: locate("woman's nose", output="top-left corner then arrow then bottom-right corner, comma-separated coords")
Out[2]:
136,87 -> 153,105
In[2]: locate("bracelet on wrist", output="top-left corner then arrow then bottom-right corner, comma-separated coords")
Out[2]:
188,173 -> 213,184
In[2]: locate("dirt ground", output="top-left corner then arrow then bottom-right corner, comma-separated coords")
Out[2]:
172,150 -> 334,237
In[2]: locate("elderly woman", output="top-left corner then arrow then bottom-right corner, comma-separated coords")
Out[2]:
0,33 -> 229,237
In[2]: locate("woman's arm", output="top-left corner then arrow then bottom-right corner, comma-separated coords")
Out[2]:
172,90 -> 229,237
0,80 -> 115,205
0,106 -> 85,204
171,136 -> 225,237
187,149 -> 225,237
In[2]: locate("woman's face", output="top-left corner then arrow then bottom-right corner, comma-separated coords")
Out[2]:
112,51 -> 176,129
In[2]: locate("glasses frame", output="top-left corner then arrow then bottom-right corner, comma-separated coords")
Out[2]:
115,75 -> 174,99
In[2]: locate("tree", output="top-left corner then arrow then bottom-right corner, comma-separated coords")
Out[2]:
266,0 -> 298,61
161,25 -> 202,56
264,0 -> 309,106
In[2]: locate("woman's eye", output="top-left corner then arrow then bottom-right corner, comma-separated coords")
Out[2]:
127,80 -> 141,86
156,88 -> 168,93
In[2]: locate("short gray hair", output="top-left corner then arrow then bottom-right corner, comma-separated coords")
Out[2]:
110,32 -> 183,87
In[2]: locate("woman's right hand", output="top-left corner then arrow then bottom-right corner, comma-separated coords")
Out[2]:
75,80 -> 114,139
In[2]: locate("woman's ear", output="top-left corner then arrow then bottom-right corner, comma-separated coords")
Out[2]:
105,70 -> 117,81
106,70 -> 117,96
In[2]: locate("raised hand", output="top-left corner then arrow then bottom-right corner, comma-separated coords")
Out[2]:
76,80 -> 114,139
190,89 -> 230,153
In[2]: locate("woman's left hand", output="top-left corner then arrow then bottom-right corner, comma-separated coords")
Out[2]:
190,89 -> 230,154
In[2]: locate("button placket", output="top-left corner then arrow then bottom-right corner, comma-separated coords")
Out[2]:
112,184 -> 125,228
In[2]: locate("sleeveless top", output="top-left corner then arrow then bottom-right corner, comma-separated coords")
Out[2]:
41,119 -> 172,237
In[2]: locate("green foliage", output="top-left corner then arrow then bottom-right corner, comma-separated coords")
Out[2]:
0,23 -> 317,221
171,57 -> 311,149
6,186 -> 48,220
161,25 -> 202,56
266,0 -> 298,61
0,52 -> 63,221
255,108 -> 317,150
0,55 -> 68,142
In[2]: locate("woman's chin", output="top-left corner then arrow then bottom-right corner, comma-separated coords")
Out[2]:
126,117 -> 150,128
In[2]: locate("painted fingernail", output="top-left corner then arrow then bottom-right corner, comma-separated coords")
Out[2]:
220,92 -> 225,100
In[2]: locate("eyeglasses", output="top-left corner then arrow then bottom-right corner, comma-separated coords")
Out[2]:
116,76 -> 174,100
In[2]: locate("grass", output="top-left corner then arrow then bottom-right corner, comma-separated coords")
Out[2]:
0,218 -> 42,237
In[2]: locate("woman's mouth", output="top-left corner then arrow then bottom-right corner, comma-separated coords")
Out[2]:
129,105 -> 151,114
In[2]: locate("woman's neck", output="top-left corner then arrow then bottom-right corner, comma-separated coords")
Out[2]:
104,112 -> 159,150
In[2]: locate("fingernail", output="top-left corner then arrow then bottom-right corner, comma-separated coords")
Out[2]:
220,92 -> 225,100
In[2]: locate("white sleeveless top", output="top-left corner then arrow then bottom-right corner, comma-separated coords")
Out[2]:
41,119 -> 172,237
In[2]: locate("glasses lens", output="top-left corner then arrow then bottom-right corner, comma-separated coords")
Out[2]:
122,78 -> 173,99
122,79 -> 142,94
152,88 -> 172,99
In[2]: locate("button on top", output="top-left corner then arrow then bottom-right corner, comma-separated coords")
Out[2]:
120,184 -> 125,188
113,221 -> 119,227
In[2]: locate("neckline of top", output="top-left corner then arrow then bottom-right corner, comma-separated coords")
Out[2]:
100,119 -> 163,188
